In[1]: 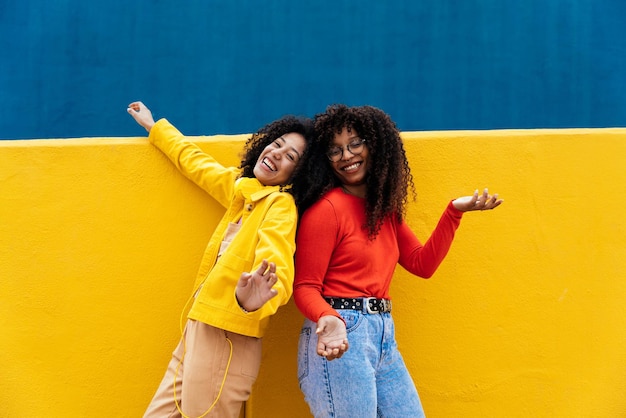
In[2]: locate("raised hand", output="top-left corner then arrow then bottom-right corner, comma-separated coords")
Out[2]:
235,259 -> 279,312
452,188 -> 503,212
127,101 -> 156,132
316,315 -> 349,361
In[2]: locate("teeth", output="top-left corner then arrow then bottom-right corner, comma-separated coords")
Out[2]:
343,163 -> 360,171
263,157 -> 276,171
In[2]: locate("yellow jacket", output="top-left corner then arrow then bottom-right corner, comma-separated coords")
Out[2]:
149,119 -> 297,338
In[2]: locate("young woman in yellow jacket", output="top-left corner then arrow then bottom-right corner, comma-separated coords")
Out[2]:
127,101 -> 316,418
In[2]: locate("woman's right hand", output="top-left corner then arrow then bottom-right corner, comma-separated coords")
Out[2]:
127,101 -> 156,132
316,315 -> 349,361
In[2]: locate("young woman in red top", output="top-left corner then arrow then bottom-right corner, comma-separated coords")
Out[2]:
294,104 -> 503,418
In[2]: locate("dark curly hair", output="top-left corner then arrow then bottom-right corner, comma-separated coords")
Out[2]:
302,104 -> 416,238
239,115 -> 317,212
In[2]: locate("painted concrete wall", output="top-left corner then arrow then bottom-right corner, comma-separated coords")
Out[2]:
3,1 -> 626,140
1,129 -> 625,417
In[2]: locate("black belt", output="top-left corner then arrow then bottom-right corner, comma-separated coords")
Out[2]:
324,297 -> 392,314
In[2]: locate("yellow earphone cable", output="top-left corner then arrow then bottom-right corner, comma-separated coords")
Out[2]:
172,287 -> 233,418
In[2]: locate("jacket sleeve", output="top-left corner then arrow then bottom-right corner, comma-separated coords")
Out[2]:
250,193 -> 298,315
149,118 -> 240,208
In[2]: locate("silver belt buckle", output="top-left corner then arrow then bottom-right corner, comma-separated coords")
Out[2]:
365,297 -> 377,314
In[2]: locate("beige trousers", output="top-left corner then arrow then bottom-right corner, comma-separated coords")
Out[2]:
143,319 -> 262,418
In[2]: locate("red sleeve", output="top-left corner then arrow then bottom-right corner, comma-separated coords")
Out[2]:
293,198 -> 343,322
397,201 -> 464,278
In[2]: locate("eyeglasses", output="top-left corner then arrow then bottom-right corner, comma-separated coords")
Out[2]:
326,138 -> 367,162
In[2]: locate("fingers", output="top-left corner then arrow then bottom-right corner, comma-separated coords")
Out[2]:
265,266 -> 278,289
127,101 -> 144,113
484,193 -> 500,209
316,342 -> 328,357
316,339 -> 349,360
473,188 -> 503,211
469,189 -> 481,209
324,347 -> 341,360
253,260 -> 277,286
316,344 -> 338,359
472,188 -> 488,209
254,259 -> 269,276
254,259 -> 276,276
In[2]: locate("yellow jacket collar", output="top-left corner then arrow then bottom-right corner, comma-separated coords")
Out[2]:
237,177 -> 290,202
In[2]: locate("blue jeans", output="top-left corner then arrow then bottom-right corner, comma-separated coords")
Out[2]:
298,311 -> 425,418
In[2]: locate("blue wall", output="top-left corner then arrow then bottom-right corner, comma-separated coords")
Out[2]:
1,0 -> 625,139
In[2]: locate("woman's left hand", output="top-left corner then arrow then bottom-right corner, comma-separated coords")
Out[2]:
316,315 -> 349,361
452,188 -> 503,212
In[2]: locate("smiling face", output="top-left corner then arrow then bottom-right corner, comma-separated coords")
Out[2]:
329,127 -> 369,197
253,132 -> 307,186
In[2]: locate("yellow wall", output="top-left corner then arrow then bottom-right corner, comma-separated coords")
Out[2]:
1,129 -> 625,417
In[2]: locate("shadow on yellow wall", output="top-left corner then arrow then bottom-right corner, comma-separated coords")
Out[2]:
1,129 -> 625,417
